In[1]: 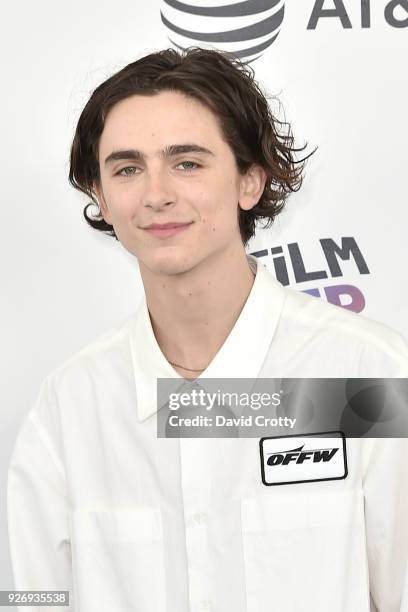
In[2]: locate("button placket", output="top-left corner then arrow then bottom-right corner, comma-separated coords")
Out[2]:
180,437 -> 213,611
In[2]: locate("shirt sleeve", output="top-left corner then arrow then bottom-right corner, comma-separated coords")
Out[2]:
7,379 -> 75,611
362,437 -> 408,611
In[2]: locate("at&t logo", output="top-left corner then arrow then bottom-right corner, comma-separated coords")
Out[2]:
160,0 -> 407,64
160,0 -> 285,63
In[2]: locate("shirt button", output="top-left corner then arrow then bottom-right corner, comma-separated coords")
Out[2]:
200,600 -> 212,609
192,511 -> 207,525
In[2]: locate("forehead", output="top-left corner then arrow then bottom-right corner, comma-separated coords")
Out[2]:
98,90 -> 226,155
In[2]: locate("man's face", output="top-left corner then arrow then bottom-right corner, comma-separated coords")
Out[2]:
94,90 -> 263,277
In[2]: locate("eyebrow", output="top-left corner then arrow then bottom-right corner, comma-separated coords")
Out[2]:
104,144 -> 215,166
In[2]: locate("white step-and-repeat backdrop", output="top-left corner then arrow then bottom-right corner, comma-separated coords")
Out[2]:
1,0 -> 407,598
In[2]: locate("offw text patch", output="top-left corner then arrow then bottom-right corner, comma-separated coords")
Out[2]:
260,431 -> 347,486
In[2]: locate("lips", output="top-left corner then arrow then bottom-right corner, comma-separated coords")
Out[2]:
143,221 -> 193,238
145,222 -> 191,230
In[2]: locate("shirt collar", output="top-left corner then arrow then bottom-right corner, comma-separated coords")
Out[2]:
129,255 -> 286,422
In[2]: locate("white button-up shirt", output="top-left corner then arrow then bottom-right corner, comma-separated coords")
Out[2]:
7,255 -> 408,611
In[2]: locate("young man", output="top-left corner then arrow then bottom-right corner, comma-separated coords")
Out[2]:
8,48 -> 408,612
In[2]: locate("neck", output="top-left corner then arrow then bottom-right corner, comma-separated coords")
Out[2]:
139,245 -> 255,375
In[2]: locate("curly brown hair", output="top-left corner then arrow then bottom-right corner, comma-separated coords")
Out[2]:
69,47 -> 313,245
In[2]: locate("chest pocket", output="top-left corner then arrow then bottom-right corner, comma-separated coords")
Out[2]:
69,506 -> 166,612
240,487 -> 370,612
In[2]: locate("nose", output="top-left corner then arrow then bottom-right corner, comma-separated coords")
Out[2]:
141,166 -> 176,211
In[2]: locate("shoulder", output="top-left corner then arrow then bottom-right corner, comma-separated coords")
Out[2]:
15,312 -> 139,452
279,284 -> 408,375
43,312 -> 137,393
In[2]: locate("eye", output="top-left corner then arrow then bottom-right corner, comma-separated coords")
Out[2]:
116,166 -> 138,177
176,160 -> 200,172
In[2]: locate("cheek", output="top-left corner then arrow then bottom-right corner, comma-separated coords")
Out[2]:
214,175 -> 240,220
103,184 -> 140,222
197,193 -> 239,237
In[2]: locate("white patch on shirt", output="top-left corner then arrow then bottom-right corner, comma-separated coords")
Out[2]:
260,431 -> 347,486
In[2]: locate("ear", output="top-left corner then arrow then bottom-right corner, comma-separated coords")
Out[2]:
93,182 -> 112,225
238,164 -> 267,211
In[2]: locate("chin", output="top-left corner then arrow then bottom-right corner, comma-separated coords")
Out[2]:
140,249 -> 199,277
